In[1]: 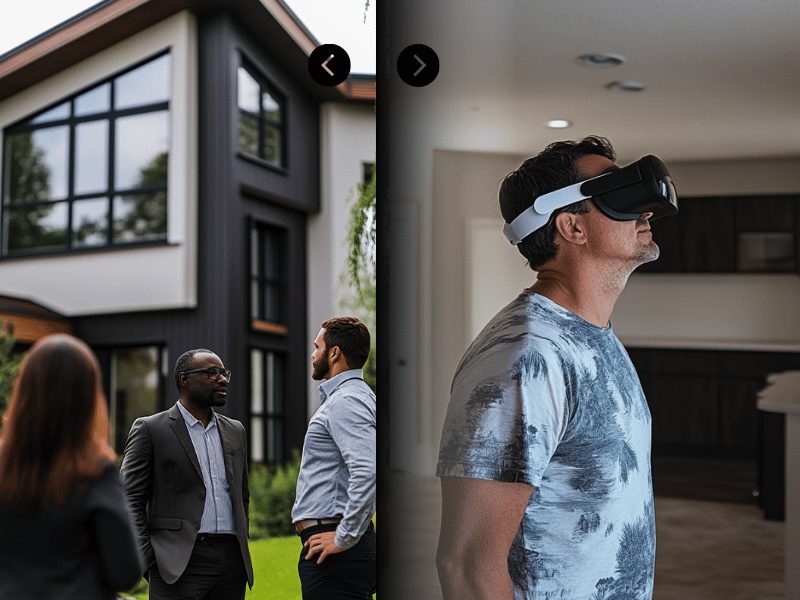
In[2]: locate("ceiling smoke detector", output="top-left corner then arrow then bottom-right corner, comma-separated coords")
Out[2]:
575,53 -> 626,68
605,80 -> 647,92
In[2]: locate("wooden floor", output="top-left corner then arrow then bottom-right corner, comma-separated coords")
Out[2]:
388,460 -> 785,600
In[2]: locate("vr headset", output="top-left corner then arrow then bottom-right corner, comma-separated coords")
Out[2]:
502,154 -> 678,245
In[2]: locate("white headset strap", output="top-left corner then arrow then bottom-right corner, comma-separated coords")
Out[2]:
502,179 -> 592,245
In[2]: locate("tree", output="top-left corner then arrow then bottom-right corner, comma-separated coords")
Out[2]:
114,151 -> 168,241
342,165 -> 376,392
0,321 -> 24,422
5,132 -> 63,252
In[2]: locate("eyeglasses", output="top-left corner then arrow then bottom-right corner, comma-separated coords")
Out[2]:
183,367 -> 232,382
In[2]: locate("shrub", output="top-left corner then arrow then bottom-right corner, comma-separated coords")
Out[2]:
0,321 -> 23,424
249,449 -> 302,539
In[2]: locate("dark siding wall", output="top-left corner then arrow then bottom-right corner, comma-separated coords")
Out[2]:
228,14 -> 320,212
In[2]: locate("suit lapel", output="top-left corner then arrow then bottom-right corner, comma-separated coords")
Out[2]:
168,403 -> 203,481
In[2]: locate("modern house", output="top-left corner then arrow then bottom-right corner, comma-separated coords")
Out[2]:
0,0 -> 376,463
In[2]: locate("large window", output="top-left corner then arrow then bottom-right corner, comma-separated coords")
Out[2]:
2,52 -> 171,256
109,346 -> 164,454
250,349 -> 286,463
237,61 -> 285,168
251,223 -> 288,334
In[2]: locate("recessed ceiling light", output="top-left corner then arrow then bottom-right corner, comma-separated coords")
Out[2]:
575,53 -> 626,68
547,119 -> 571,129
605,80 -> 646,92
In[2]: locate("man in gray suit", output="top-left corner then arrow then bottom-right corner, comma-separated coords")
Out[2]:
121,348 -> 253,600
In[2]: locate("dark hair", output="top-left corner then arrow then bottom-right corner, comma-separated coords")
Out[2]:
0,334 -> 115,513
321,317 -> 371,370
174,348 -> 215,391
498,136 -> 616,270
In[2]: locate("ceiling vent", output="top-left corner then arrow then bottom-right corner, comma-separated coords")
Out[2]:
605,80 -> 646,92
575,53 -> 626,68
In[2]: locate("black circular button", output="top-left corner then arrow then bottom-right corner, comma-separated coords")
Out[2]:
397,44 -> 439,87
308,44 -> 351,86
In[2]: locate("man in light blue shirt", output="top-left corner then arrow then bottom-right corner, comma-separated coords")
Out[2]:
292,317 -> 376,599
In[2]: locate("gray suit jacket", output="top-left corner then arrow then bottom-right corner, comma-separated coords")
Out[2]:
120,403 -> 253,587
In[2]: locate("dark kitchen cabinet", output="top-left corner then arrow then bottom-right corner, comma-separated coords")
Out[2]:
637,195 -> 800,273
627,347 -> 800,455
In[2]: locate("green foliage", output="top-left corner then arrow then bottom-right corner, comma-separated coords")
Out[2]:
342,164 -> 376,392
114,152 -> 168,242
345,167 -> 376,306
249,449 -> 302,539
0,321 -> 24,422
5,132 -> 64,252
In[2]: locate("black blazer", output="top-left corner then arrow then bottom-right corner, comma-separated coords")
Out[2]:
120,403 -> 253,587
0,462 -> 143,599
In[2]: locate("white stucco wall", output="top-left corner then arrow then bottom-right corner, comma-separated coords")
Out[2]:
307,102 -> 375,415
0,12 -> 199,316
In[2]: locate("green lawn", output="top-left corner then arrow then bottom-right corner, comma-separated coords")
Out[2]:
127,536 -> 302,600
246,536 -> 303,600
127,535 -> 376,599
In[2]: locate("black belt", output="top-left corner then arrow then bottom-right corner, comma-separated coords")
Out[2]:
196,533 -> 238,544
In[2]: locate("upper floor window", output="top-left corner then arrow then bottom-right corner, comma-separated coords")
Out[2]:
237,62 -> 285,168
1,53 -> 170,257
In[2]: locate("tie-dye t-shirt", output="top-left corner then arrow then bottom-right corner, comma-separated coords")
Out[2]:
437,292 -> 655,600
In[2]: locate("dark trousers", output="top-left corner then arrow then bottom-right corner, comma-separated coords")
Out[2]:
297,522 -> 376,600
149,535 -> 246,600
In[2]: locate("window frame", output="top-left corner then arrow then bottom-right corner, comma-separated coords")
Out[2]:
250,348 -> 286,464
236,58 -> 287,170
105,344 -> 167,454
250,221 -> 289,334
1,51 -> 171,258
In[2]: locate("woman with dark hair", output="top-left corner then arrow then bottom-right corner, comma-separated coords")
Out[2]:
0,334 -> 143,599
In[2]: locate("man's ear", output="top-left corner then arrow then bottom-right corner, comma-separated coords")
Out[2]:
329,345 -> 341,364
554,211 -> 588,246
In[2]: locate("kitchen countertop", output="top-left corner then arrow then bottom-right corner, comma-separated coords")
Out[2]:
757,370 -> 800,416
621,338 -> 800,353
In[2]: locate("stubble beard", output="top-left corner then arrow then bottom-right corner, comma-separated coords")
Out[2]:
636,240 -> 660,265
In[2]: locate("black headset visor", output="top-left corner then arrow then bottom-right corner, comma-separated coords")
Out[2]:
586,155 -> 678,221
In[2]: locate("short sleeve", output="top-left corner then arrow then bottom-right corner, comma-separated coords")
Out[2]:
436,340 -> 569,487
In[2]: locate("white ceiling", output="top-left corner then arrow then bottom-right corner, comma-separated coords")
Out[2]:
392,0 -> 800,163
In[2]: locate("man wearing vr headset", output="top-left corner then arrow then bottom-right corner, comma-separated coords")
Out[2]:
436,136 -> 677,600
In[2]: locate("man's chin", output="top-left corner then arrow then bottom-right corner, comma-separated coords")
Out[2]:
637,242 -> 660,265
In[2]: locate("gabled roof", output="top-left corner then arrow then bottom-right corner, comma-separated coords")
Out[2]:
0,0 -> 374,104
